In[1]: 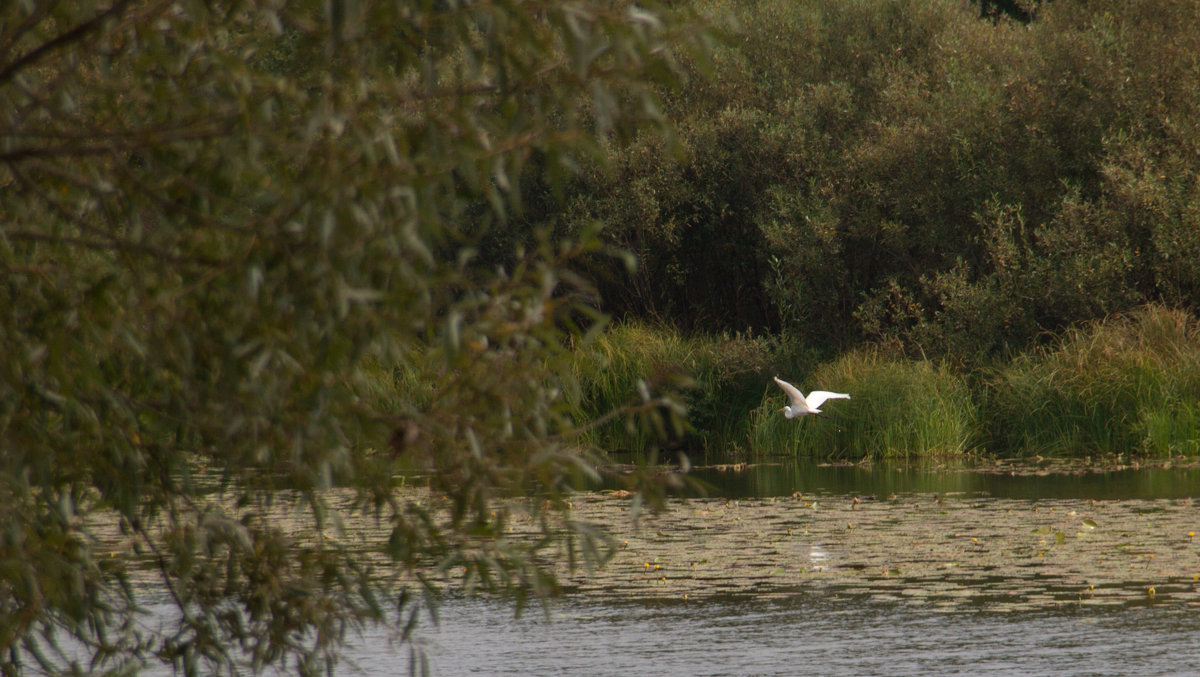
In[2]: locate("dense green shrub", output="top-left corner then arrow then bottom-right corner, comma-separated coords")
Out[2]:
575,307 -> 1200,460
555,0 -> 1200,362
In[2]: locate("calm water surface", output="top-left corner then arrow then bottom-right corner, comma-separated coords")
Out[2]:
685,458 -> 1200,501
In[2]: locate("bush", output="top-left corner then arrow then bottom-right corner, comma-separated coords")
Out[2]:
558,0 -> 1200,362
578,308 -> 1200,461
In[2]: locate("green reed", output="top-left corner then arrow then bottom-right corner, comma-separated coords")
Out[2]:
377,307 -> 1200,461
982,306 -> 1200,457
569,322 -> 772,456
748,348 -> 977,460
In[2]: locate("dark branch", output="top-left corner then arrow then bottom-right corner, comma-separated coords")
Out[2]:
0,0 -> 136,88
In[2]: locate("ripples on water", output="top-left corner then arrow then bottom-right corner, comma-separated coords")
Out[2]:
376,593 -> 1200,677
100,591 -> 1200,676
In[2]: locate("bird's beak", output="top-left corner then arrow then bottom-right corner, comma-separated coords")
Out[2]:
778,407 -> 786,413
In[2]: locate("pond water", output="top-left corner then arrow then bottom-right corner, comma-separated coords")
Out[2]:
79,460 -> 1200,676
385,593 -> 1200,677
392,459 -> 1200,676
683,457 -> 1200,501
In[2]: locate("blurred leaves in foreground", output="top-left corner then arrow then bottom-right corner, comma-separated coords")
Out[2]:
0,1 -> 706,674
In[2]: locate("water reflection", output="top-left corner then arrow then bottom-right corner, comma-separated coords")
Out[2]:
684,458 -> 1200,501
397,593 -> 1200,677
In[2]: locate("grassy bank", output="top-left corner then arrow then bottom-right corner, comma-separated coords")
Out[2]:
573,305 -> 1200,461
983,306 -> 1200,458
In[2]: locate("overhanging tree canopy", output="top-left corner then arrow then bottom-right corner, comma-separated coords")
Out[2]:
0,1 -> 705,674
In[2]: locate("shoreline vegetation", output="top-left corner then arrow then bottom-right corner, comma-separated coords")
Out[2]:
565,304 -> 1200,461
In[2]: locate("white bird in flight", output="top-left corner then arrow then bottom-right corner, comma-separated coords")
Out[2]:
773,376 -> 850,419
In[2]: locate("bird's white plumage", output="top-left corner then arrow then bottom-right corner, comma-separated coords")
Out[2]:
773,376 -> 849,418
773,376 -> 808,410
805,391 -> 849,410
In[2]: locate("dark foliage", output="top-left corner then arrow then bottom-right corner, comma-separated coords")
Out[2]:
544,0 -> 1200,363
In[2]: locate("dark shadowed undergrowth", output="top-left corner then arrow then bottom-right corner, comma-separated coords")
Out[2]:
566,322 -> 774,456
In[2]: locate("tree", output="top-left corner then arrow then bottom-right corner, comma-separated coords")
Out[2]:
0,1 -> 705,674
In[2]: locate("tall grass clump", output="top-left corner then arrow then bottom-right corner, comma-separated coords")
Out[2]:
570,322 -> 771,456
748,349 -> 977,460
984,305 -> 1200,457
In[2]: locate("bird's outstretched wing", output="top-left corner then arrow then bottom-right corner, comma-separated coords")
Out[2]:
806,391 -> 850,410
773,376 -> 809,409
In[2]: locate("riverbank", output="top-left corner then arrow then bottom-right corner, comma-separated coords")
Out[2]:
570,305 -> 1200,461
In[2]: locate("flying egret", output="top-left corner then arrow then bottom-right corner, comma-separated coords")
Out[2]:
773,376 -> 850,419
